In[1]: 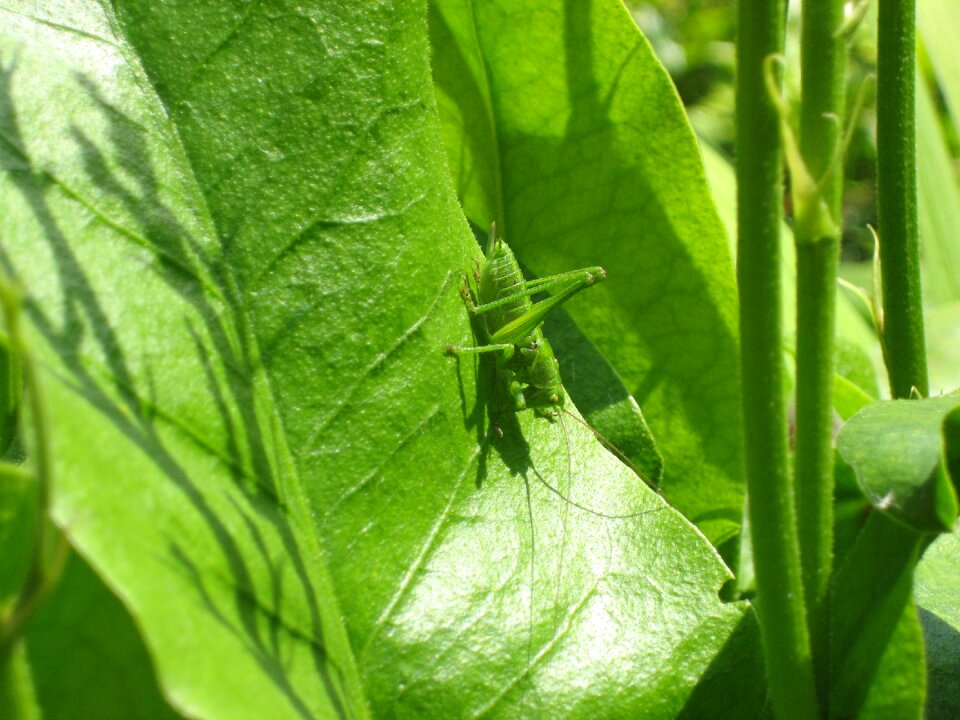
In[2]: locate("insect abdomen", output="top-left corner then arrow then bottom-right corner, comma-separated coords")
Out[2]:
478,240 -> 531,339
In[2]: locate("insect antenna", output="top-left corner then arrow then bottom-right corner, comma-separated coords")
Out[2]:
523,413 -> 575,692
559,406 -> 661,494
553,412 -> 574,633
559,408 -> 573,503
529,431 -> 659,523
522,468 -> 536,683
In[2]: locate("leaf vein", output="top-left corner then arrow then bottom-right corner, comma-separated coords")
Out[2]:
303,271 -> 453,451
359,445 -> 480,662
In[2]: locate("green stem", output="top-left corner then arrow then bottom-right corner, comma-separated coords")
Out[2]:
877,0 -> 928,398
736,2 -> 819,719
0,640 -> 40,720
0,283 -> 67,663
0,335 -> 19,455
2,288 -> 53,611
796,0 -> 846,707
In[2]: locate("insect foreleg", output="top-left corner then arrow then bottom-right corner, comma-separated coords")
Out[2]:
458,274 -> 481,315
444,342 -> 516,360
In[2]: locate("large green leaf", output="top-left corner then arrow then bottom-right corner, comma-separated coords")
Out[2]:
0,1 -> 371,716
0,1 -> 754,717
430,0 -> 744,545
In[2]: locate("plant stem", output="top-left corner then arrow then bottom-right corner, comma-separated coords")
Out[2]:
0,336 -> 19,455
796,0 -> 846,706
1,286 -> 53,614
877,0 -> 928,398
736,2 -> 819,719
0,640 -> 40,720
0,282 -> 67,664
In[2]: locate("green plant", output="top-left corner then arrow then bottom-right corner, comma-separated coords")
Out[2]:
0,1 -> 956,718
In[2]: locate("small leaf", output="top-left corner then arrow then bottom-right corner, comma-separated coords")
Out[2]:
26,553 -> 185,720
837,397 -> 960,532
0,640 -> 40,720
762,55 -> 839,243
830,512 -> 927,719
835,336 -> 880,401
834,373 -> 874,421
914,531 -> 960,720
833,335 -> 878,420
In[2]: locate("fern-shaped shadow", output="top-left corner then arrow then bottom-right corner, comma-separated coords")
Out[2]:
0,63 -> 346,718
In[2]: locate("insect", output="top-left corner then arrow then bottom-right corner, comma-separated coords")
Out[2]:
444,224 -> 605,423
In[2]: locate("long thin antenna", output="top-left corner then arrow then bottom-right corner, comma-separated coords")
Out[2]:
559,409 -> 573,500
553,413 -> 573,635
522,472 -> 535,682
560,407 -> 661,494
529,464 -> 658,520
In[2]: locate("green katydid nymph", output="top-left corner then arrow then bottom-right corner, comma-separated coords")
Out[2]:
445,224 -> 657,502
445,224 -> 605,422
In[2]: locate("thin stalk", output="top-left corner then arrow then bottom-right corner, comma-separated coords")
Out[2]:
0,337 -> 19,454
737,2 -> 819,718
3,287 -> 52,611
877,0 -> 928,398
0,640 -> 40,720
0,283 -> 68,663
797,0 -> 847,707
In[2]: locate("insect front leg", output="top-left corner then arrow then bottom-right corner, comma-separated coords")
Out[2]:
444,341 -> 515,361
457,273 -> 486,317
